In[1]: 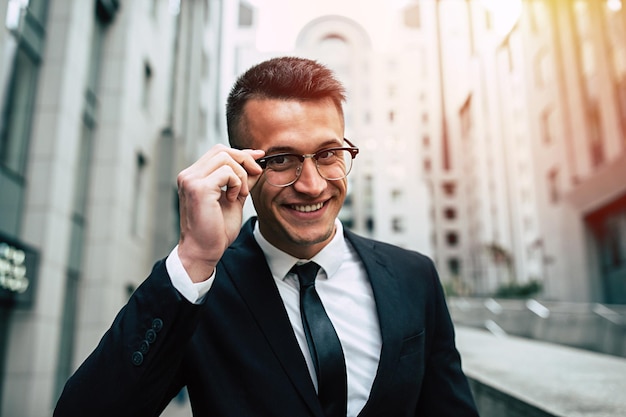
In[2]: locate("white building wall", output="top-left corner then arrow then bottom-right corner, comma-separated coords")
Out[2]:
294,14 -> 432,256
75,0 -> 179,362
3,1 -> 100,415
430,0 -> 473,288
0,0 -> 215,415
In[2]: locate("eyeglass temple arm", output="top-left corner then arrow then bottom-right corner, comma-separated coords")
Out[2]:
344,138 -> 359,158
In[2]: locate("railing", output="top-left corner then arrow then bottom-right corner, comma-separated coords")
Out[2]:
449,297 -> 626,357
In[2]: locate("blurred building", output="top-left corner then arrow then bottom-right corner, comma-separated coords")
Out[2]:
519,0 -> 626,303
1,0 -> 624,415
0,0 -> 225,415
427,0 -> 545,297
428,0 -> 626,303
294,14 -> 433,257
288,0 -> 626,304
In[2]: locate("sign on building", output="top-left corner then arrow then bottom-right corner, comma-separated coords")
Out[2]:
0,232 -> 39,308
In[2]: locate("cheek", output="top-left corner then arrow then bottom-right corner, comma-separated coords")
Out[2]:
251,182 -> 278,214
334,178 -> 348,197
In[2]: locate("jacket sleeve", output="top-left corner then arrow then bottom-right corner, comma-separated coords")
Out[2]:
414,259 -> 479,416
54,259 -> 203,417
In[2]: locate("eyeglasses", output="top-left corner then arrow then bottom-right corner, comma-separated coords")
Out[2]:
256,138 -> 359,187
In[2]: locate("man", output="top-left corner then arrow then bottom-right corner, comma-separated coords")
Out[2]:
55,57 -> 479,416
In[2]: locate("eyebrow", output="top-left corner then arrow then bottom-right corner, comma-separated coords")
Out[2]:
265,139 -> 343,155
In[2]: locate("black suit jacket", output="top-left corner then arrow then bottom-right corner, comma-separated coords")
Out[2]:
55,218 -> 478,416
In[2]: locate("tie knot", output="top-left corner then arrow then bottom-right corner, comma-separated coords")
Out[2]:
292,262 -> 321,288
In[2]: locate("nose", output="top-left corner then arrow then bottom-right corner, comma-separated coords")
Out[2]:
292,157 -> 326,196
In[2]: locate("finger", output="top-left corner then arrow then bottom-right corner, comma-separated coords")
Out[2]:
177,146 -> 265,203
239,149 -> 265,191
240,149 -> 265,171
178,163 -> 239,208
218,165 -> 244,202
204,146 -> 263,173
224,149 -> 265,196
202,148 -> 263,185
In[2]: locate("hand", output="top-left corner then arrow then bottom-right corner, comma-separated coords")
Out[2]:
176,144 -> 265,282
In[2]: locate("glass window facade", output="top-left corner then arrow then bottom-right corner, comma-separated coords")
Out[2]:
0,1 -> 48,236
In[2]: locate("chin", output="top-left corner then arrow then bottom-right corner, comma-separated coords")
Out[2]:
290,226 -> 335,247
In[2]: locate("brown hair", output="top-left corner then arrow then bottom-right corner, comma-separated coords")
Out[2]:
226,57 -> 346,148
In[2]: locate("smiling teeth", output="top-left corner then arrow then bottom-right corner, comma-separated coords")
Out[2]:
292,202 -> 324,212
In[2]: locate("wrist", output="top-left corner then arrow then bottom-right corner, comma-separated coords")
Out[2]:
177,245 -> 216,283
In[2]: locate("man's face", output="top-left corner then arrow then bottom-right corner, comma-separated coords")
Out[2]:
244,98 -> 347,259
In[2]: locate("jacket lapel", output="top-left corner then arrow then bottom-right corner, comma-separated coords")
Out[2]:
345,230 -> 405,417
219,218 -> 324,417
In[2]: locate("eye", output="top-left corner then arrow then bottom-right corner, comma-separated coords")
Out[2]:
316,150 -> 337,164
266,154 -> 299,171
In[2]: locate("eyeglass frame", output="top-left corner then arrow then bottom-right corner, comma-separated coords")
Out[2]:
255,138 -> 359,187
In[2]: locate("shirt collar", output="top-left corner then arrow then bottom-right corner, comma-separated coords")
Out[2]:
253,218 -> 347,281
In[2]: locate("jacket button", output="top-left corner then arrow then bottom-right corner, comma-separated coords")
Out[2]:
145,329 -> 157,344
139,340 -> 150,354
132,351 -> 144,366
152,318 -> 163,332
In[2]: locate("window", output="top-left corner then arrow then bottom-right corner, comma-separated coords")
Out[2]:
548,168 -> 559,203
0,48 -> 37,176
142,61 -> 153,110
319,34 -> 349,59
446,231 -> 459,246
131,151 -> 148,236
442,181 -> 456,197
585,193 -> 626,303
96,0 -> 120,22
403,4 -> 420,28
448,258 -> 461,276
484,10 -> 493,30
540,107 -> 555,144
459,95 -> 472,138
238,2 -> 253,27
392,217 -> 405,233
444,207 -> 457,220
391,189 -> 403,201
588,101 -> 605,167
423,158 -> 431,173
0,0 -> 48,236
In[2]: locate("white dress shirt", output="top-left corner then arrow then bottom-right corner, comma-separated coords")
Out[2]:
166,220 -> 382,416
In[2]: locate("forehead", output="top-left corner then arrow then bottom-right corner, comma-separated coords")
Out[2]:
241,98 -> 344,150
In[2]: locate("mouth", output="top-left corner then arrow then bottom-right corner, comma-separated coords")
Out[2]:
290,202 -> 324,213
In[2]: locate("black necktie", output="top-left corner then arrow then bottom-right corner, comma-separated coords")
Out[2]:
293,262 -> 347,417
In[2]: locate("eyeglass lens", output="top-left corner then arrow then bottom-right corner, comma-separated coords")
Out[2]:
264,149 -> 353,187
